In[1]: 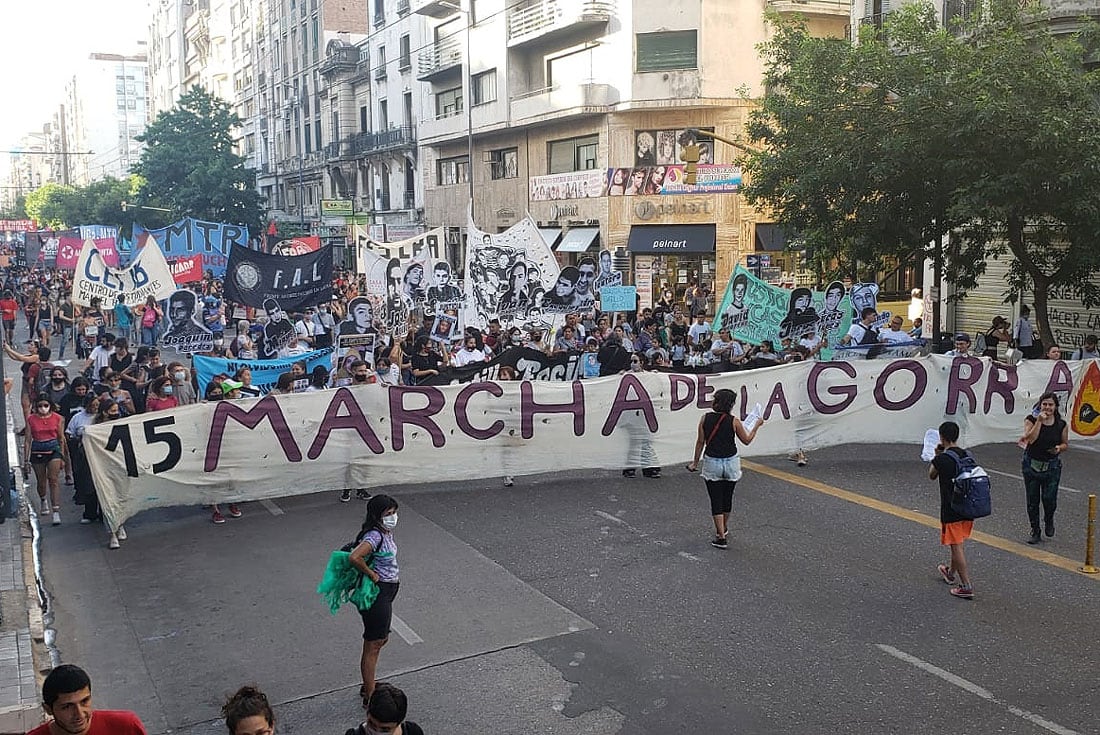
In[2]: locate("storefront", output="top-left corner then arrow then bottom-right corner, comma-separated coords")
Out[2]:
626,224 -> 717,310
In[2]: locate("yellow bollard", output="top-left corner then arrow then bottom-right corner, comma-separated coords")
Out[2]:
1081,494 -> 1099,574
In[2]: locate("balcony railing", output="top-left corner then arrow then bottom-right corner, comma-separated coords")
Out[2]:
403,191 -> 416,209
942,0 -> 977,29
507,0 -> 613,46
377,193 -> 391,211
319,44 -> 359,76
767,0 -> 850,17
417,38 -> 462,80
350,125 -> 418,156
397,0 -> 410,14
375,65 -> 387,81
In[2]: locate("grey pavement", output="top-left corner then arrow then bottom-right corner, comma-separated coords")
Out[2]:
34,438 -> 1100,735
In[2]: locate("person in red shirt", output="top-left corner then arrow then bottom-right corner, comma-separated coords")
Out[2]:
24,392 -> 69,526
28,664 -> 146,735
0,289 -> 18,344
144,376 -> 179,412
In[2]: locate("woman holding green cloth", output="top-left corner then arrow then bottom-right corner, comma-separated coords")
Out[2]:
349,494 -> 402,708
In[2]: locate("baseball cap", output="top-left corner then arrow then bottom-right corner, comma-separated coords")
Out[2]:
220,379 -> 244,393
955,333 -> 971,343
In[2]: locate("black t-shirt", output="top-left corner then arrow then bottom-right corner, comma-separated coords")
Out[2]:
345,721 -> 423,735
932,446 -> 969,524
411,352 -> 443,383
110,353 -> 134,375
1024,416 -> 1066,461
702,411 -> 738,459
669,322 -> 688,341
597,344 -> 630,376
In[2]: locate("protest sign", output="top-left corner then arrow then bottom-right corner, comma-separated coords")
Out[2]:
84,355 -> 1100,529
72,237 -> 177,309
715,266 -> 852,358
161,289 -> 214,354
169,255 -> 204,284
268,236 -> 322,255
138,218 -> 251,276
58,236 -> 113,270
223,243 -> 333,312
194,347 -> 335,396
419,346 -> 583,385
600,286 -> 637,312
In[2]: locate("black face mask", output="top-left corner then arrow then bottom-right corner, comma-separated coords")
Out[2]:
353,374 -> 370,382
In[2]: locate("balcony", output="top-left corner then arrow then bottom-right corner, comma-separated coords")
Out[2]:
397,0 -> 410,15
418,38 -> 463,80
418,109 -> 468,143
412,0 -> 460,18
507,0 -> 613,48
324,140 -> 349,160
510,82 -> 615,125
350,125 -> 418,156
319,42 -> 359,77
767,0 -> 850,17
375,65 -> 388,81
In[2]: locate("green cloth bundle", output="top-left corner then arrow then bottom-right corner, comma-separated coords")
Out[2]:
317,550 -> 380,615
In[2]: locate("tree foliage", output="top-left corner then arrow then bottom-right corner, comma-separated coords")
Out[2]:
134,86 -> 262,230
744,3 -> 1100,346
23,177 -> 140,232
0,194 -> 26,221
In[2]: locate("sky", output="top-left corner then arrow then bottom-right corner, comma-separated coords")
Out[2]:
0,0 -> 150,175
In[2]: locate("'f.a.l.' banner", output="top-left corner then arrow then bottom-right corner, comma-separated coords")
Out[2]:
223,243 -> 334,312
84,356 -> 1100,529
71,236 -> 178,308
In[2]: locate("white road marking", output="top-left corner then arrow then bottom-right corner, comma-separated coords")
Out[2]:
677,551 -> 702,562
985,468 -> 1081,494
875,644 -> 1080,735
390,614 -> 423,645
260,499 -> 284,516
596,511 -> 705,562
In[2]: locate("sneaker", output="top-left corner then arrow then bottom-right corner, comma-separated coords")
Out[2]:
937,564 -> 956,585
797,452 -> 807,467
643,468 -> 662,479
1044,518 -> 1055,538
622,469 -> 636,478
108,533 -> 120,550
340,489 -> 351,503
212,510 -> 226,524
116,525 -> 127,541
711,535 -> 729,549
503,476 -> 514,487
40,499 -> 49,514
356,489 -> 370,501
1027,529 -> 1042,545
949,586 -> 974,600
51,511 -> 61,526
227,504 -> 242,518
79,518 -> 93,525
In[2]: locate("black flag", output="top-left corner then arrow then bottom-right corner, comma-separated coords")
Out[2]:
223,243 -> 334,311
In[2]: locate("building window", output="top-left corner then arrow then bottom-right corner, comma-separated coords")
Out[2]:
548,134 -> 599,173
304,122 -> 312,153
437,156 -> 470,186
399,34 -> 411,70
490,148 -> 518,180
376,46 -> 387,80
436,86 -> 463,118
636,30 -> 698,72
379,100 -> 389,129
360,105 -> 368,132
472,69 -> 497,106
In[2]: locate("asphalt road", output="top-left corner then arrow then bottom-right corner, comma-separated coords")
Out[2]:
30,436 -> 1100,735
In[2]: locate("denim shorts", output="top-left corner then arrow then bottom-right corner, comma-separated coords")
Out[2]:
701,454 -> 742,482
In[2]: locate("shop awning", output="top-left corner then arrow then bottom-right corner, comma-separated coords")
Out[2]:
556,227 -> 600,252
627,224 -> 716,253
754,223 -> 790,252
537,228 -> 562,248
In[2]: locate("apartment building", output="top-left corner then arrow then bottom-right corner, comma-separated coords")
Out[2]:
413,0 -> 847,307
253,0 -> 369,241
1,131 -> 52,212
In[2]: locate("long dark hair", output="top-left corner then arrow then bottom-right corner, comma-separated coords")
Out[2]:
1035,392 -> 1063,421
712,388 -> 736,415
358,493 -> 398,540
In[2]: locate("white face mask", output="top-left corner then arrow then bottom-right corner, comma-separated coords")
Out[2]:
381,514 -> 398,530
36,405 -> 50,415
174,371 -> 187,382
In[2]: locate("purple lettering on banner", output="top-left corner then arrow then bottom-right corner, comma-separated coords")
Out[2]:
454,382 -> 505,440
946,357 -> 983,415
807,362 -> 858,414
389,386 -> 446,451
669,375 -> 696,411
307,388 -> 385,459
739,386 -> 750,421
602,375 -> 659,436
695,375 -> 715,409
196,220 -> 219,253
984,363 -> 1017,414
764,382 -> 791,421
521,381 -> 585,439
873,360 -> 928,411
205,396 -> 301,471
1043,361 -> 1073,397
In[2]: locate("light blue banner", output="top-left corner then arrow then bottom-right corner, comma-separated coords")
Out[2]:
599,285 -> 637,312
133,218 -> 253,276
194,347 -> 334,396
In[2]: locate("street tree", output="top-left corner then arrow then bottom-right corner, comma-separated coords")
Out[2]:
23,177 -> 140,232
743,3 -> 1100,347
134,86 -> 262,230
0,194 -> 27,221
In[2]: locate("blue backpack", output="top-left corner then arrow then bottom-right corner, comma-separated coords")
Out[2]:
947,449 -> 992,520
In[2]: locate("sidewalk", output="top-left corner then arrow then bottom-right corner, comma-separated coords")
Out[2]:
0,351 -> 46,734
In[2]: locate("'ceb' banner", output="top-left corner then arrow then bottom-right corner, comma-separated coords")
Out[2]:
84,356 -> 1100,529
72,237 -> 177,308
194,347 -> 334,396
223,243 -> 333,312
170,255 -> 204,284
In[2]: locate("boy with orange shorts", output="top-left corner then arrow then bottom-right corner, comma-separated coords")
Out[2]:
929,421 -> 975,599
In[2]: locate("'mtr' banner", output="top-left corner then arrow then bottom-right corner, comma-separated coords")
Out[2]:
223,243 -> 334,312
83,356 -> 1100,529
71,236 -> 178,309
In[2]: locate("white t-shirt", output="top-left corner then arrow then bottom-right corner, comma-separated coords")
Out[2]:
453,346 -> 491,367
799,335 -> 823,352
688,321 -> 711,344
880,328 -> 910,344
376,364 -> 402,386
89,345 -> 114,374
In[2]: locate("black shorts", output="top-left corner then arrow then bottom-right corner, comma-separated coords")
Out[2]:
359,581 -> 400,641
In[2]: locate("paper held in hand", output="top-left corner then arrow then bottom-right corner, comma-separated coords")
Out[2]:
742,403 -> 764,433
921,428 -> 940,461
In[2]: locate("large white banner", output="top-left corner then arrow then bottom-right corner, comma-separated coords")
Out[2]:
84,356 -> 1100,529
72,235 -> 178,308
